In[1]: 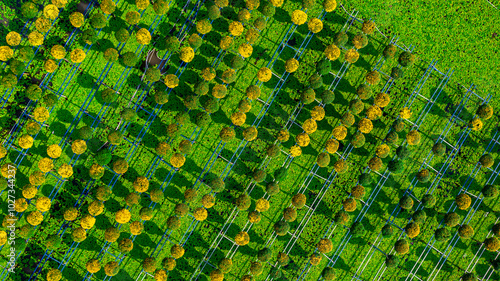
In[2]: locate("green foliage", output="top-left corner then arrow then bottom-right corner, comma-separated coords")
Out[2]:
115,28 -> 130,43
90,13 -> 107,29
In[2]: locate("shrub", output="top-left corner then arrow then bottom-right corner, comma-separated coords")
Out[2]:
479,154 -> 494,168
382,224 -> 394,238
236,194 -> 251,211
399,195 -> 413,210
399,52 -> 416,67
456,193 -> 471,210
444,212 -> 460,227
482,185 -> 499,198
266,182 -> 280,196
368,157 -> 383,171
394,239 -> 409,254
119,238 -> 133,254
395,146 -> 410,160
234,231 -> 250,246
366,70 -> 381,85
324,44 -> 340,61
421,194 -> 436,208
388,159 -> 404,174
359,173 -> 372,185
352,33 -> 368,49
274,221 -> 290,236
351,132 -> 365,148
415,169 -> 431,183
283,207 -> 297,222
343,198 -> 356,212
458,224 -> 474,239
322,267 -> 336,280
477,104 -> 493,120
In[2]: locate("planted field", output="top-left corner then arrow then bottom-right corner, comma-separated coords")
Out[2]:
0,0 -> 498,281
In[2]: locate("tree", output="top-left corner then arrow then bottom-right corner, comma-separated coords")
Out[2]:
234,231 -> 250,246
212,84 -> 227,98
406,130 -> 421,145
180,46 -> 194,63
477,104 -> 493,120
405,222 -> 420,238
366,70 -> 381,85
10,59 -> 26,76
334,210 -> 349,225
70,49 -> 86,64
383,44 -> 396,59
322,267 -> 336,280
21,2 -> 38,18
104,261 -> 119,277
432,142 -> 446,157
420,194 -> 436,209
70,12 -> 85,28
413,209 -> 427,224
351,185 -> 365,199
458,224 -> 474,239
266,181 -> 280,196
197,19 -> 212,34
155,269 -> 168,281
255,198 -> 270,212
81,29 -> 98,45
105,227 -> 120,242
46,234 -> 62,250
456,193 -> 471,210
479,154 -> 494,168
348,131 -> 364,148
72,227 -> 87,242
248,211 -> 261,223
33,107 -> 50,122
317,152 -> 330,167
471,116 -> 484,131
394,239 -> 409,254
307,18 -> 323,34
207,5 -> 220,20
162,257 -> 176,271
385,254 -> 399,268
399,195 -> 413,210
142,257 -> 157,273
368,157 -> 382,171
286,58 -> 300,73
291,10 -> 307,25
6,32 -> 21,46
236,193 -> 251,210
193,207 -> 208,221
345,48 -> 359,64
118,238 -> 133,254
399,52 -> 416,67
257,248 -> 272,262
341,112 -> 355,127
153,0 -> 169,14
209,177 -> 225,192
115,208 -> 131,224
46,268 -> 62,281
444,212 -> 460,227
58,163 -> 73,178
283,207 -> 297,222
145,68 -> 161,83
358,118 -> 373,134
388,159 -> 404,174
351,221 -> 366,237
352,33 -> 368,49
357,173 -> 371,187
394,147 -> 409,161
230,111 -> 246,126
274,221 -> 289,236
382,224 -> 394,238
290,145 -> 302,157
482,185 -> 499,198
90,13 -> 107,29
220,127 -> 235,142
210,269 -> 224,281
485,237 -> 500,252
317,238 -> 333,253
63,207 -> 78,221
262,2 -> 275,17
343,198 -> 356,212
72,139 -> 87,155
393,119 -> 405,132
115,28 -> 130,43
18,134 -> 34,149
257,67 -> 272,82
125,11 -> 141,26
80,214 -> 96,229
243,126 -> 258,141
219,35 -> 233,50
433,227 -> 451,242
229,21 -> 244,36
277,252 -> 289,266
292,193 -> 306,209
324,44 -> 340,61
391,67 -> 404,80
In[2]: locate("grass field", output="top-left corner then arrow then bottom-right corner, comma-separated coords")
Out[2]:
0,0 -> 499,281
